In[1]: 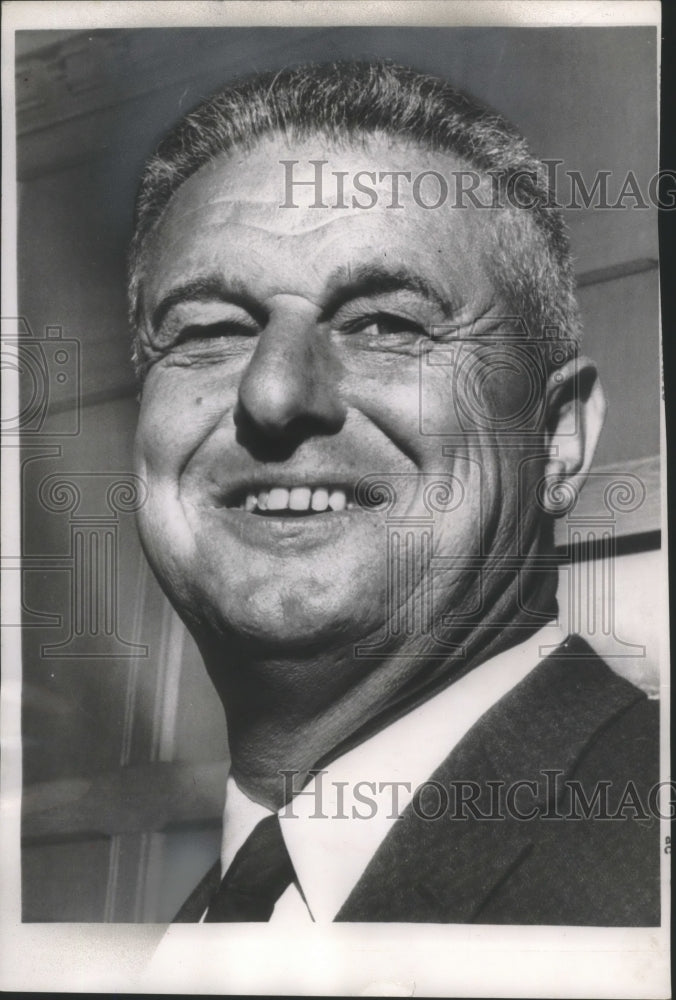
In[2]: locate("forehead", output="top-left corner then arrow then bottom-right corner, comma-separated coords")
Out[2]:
141,133 -> 497,303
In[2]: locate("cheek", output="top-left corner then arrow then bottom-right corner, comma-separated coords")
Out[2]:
134,375 -> 226,575
346,357 -> 460,455
135,370 -> 226,474
434,454 -> 487,535
457,348 -> 548,435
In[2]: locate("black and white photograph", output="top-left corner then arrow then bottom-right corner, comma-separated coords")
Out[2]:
0,1 -> 670,995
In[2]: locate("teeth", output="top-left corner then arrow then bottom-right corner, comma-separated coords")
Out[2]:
328,489 -> 347,511
289,487 -> 312,511
268,487 -> 290,511
238,486 -> 349,512
311,488 -> 329,512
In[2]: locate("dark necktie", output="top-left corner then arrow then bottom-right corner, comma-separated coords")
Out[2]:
204,813 -> 296,921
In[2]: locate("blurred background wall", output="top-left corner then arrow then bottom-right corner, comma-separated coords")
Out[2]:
12,26 -> 661,921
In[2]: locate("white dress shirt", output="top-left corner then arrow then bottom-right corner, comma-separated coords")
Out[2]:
215,623 -> 567,924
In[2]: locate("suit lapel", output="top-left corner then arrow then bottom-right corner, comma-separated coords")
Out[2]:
335,727 -> 535,922
337,637 -> 646,922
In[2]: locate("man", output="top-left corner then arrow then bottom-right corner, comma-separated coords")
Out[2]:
130,61 -> 660,924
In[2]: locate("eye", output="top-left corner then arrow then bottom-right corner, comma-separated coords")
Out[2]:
175,320 -> 258,345
339,312 -> 428,341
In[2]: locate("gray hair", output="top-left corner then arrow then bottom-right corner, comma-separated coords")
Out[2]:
128,59 -> 581,377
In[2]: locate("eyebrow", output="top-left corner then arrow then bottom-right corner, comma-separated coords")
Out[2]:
150,276 -> 260,333
321,264 -> 458,319
150,264 -> 457,333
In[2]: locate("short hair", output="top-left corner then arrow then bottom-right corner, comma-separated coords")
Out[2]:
128,59 -> 581,378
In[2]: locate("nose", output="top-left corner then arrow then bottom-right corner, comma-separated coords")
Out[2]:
235,307 -> 346,446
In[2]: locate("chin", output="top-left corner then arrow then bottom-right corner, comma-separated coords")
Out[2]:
198,585 -> 380,654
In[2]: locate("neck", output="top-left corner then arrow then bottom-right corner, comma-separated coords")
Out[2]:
199,634 -> 413,809
196,561 -> 558,811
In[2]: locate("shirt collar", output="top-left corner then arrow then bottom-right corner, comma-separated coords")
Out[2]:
222,623 -> 567,922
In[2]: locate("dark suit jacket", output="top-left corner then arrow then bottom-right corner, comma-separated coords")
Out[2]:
176,637 -> 661,925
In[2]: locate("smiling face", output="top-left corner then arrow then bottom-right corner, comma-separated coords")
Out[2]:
134,133 -> 547,654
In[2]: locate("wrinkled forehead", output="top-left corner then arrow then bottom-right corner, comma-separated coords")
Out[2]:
147,131 -> 495,239
136,134 -> 503,324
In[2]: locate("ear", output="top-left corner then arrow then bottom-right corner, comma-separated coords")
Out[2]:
540,355 -> 606,516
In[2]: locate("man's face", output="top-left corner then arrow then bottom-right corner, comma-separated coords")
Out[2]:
134,134 -> 540,651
